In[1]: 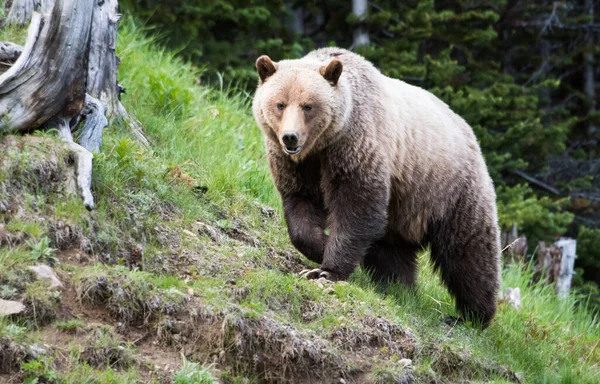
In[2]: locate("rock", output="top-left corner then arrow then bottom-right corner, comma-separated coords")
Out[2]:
28,264 -> 64,290
399,358 -> 412,367
194,221 -> 222,243
182,229 -> 198,238
25,343 -> 47,360
0,299 -> 25,316
499,287 -> 522,309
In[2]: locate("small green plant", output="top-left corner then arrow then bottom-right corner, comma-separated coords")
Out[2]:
55,319 -> 86,334
26,236 -> 58,265
173,355 -> 218,384
0,284 -> 19,299
22,356 -> 57,384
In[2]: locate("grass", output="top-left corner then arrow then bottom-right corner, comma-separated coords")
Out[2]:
0,17 -> 599,383
173,356 -> 218,384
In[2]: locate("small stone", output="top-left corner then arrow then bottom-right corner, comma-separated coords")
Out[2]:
339,379 -> 347,384
0,299 -> 25,316
399,358 -> 412,367
25,343 -> 47,360
182,229 -> 198,238
187,288 -> 194,296
324,287 -> 335,295
502,287 -> 522,309
28,264 -> 64,290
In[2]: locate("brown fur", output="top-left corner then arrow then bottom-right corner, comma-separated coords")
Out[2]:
252,48 -> 501,327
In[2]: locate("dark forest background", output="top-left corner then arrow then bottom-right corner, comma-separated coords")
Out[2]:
121,0 -> 600,308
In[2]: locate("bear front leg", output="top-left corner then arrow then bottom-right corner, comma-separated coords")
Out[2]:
306,166 -> 390,281
282,193 -> 327,264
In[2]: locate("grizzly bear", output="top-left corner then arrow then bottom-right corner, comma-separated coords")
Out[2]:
252,47 -> 501,327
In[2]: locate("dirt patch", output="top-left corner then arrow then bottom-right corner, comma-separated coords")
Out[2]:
47,221 -> 93,253
220,308 -> 355,383
74,267 -> 189,327
422,342 -> 521,383
0,338 -> 26,375
329,316 -> 416,359
0,223 -> 26,247
79,328 -> 135,369
0,136 -> 77,215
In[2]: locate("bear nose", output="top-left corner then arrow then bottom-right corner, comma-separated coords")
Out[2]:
282,132 -> 299,147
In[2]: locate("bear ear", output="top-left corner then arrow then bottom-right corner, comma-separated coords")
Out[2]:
256,55 -> 277,83
320,59 -> 343,86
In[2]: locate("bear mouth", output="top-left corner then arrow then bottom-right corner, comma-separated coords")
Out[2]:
284,146 -> 302,155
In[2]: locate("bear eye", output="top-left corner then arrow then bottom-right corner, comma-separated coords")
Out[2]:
277,103 -> 285,111
303,105 -> 312,112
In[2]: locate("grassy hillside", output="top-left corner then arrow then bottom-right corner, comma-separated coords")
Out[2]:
1,20 -> 599,383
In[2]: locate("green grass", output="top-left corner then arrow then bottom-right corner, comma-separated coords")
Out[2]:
55,319 -> 87,334
173,356 -> 218,384
0,18 -> 599,383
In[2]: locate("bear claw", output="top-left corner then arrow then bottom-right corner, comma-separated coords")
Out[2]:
299,268 -> 330,280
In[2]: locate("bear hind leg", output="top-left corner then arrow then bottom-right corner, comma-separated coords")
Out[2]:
363,233 -> 421,287
428,205 -> 500,328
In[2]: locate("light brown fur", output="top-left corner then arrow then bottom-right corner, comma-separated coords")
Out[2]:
252,48 -> 501,327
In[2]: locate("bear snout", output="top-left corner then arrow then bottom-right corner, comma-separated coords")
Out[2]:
281,132 -> 303,154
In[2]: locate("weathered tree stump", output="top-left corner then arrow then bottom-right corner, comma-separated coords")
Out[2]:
535,238 -> 577,298
0,0 -> 146,209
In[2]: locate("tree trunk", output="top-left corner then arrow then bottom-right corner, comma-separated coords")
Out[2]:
555,238 -> 576,299
0,1 -> 92,133
6,0 -> 39,26
584,0 -> 597,138
352,0 -> 369,48
0,0 -> 146,209
87,0 -> 120,115
286,3 -> 304,35
536,238 -> 577,299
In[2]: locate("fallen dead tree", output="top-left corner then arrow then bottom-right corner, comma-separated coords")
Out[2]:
0,0 -> 147,210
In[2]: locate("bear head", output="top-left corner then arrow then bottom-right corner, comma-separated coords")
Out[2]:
252,54 -> 348,161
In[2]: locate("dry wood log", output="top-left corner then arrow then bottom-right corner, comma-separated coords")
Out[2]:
0,0 -> 146,209
0,2 -> 93,133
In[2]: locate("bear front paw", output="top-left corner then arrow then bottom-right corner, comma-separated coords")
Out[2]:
299,268 -> 339,281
